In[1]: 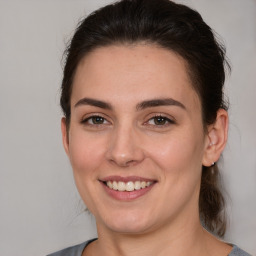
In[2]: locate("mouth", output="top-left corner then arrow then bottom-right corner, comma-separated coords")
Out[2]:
104,180 -> 153,192
100,176 -> 157,200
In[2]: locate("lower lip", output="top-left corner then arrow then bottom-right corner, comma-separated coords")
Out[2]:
101,182 -> 155,201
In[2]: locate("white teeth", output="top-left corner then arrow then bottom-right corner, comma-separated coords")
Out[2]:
126,181 -> 135,191
118,181 -> 126,191
112,181 -> 118,190
105,180 -> 153,191
107,181 -> 113,189
134,181 -> 141,190
141,181 -> 146,189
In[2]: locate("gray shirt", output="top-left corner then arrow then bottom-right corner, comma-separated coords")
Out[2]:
47,239 -> 252,256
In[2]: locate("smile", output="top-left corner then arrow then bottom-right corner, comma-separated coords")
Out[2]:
105,180 -> 153,192
100,176 -> 157,200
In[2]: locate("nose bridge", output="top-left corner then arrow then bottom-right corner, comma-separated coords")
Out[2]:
106,120 -> 144,166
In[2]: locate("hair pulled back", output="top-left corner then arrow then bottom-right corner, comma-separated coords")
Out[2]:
60,0 -> 230,237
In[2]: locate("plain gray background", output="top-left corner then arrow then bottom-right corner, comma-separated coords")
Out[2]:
0,0 -> 255,255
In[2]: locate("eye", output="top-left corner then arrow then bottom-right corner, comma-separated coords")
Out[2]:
81,115 -> 109,125
147,115 -> 175,126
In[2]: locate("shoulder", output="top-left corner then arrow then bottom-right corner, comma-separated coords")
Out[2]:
47,239 -> 96,256
229,245 -> 252,256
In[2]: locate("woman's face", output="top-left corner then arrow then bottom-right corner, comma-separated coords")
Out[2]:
62,44 -> 211,234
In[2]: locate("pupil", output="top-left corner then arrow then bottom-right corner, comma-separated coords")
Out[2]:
93,116 -> 104,124
154,116 -> 166,125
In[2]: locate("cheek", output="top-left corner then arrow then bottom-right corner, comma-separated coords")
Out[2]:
67,130 -> 108,213
145,128 -> 205,177
68,130 -> 106,176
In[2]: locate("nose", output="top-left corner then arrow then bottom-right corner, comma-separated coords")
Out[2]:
106,124 -> 145,167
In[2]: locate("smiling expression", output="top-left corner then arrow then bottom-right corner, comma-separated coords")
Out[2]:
62,44 -> 210,234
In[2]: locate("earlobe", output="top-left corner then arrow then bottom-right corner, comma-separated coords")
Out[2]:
61,117 -> 70,156
202,109 -> 229,167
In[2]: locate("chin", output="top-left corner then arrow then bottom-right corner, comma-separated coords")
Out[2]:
108,221 -> 152,234
100,210 -> 154,234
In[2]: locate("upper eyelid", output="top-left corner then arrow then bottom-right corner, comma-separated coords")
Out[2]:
81,112 -> 110,120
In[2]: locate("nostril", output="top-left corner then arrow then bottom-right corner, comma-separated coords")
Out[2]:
109,158 -> 130,167
106,134 -> 145,166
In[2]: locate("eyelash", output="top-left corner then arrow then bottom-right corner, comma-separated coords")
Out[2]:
81,114 -> 175,128
146,115 -> 175,127
81,115 -> 110,126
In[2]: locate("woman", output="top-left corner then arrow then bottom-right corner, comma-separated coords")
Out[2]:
48,0 -> 251,255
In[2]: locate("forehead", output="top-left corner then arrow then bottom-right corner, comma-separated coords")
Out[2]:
71,44 -> 200,112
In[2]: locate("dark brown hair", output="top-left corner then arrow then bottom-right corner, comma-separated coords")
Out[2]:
60,0 -> 230,237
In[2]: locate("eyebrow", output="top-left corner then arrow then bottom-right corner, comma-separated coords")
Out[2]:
74,97 -> 112,110
136,98 -> 186,110
74,97 -> 185,111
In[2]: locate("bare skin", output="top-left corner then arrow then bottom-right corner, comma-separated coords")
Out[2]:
84,229 -> 232,256
61,44 -> 231,256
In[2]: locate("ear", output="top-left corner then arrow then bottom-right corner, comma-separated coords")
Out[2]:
202,109 -> 229,167
61,117 -> 70,156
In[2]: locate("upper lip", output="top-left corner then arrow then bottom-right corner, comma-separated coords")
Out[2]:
100,176 -> 157,183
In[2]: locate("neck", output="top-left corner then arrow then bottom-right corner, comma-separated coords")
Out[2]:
89,214 -> 210,256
